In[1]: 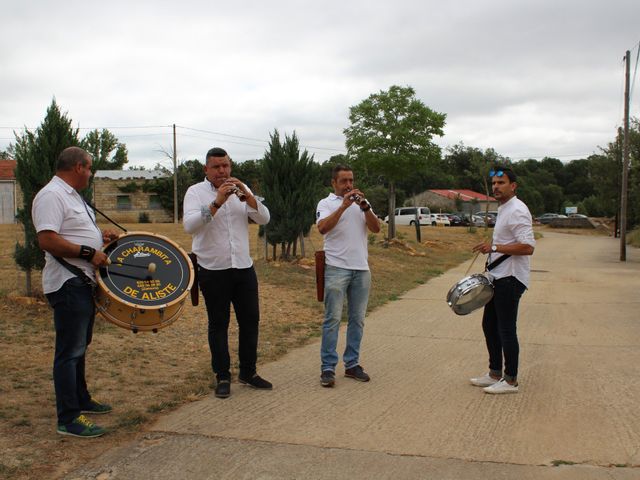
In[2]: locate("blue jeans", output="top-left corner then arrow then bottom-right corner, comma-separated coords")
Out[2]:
321,265 -> 371,372
45,277 -> 96,425
481,276 -> 526,382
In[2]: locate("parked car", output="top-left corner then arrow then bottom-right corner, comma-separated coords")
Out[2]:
475,212 -> 496,227
383,207 -> 432,226
568,213 -> 588,219
470,215 -> 486,227
444,213 -> 469,227
536,213 -> 562,224
431,213 -> 451,226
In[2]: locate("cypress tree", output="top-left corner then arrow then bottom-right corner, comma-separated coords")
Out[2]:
262,130 -> 322,259
13,99 -> 79,295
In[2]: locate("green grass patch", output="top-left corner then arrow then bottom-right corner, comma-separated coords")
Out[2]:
116,410 -> 149,429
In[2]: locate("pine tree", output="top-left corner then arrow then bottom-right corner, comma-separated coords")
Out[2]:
13,99 -> 79,295
262,130 -> 322,259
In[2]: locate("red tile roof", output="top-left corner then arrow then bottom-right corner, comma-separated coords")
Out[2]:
429,189 -> 495,202
0,160 -> 17,180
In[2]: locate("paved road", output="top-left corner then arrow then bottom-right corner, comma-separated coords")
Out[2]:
71,232 -> 640,479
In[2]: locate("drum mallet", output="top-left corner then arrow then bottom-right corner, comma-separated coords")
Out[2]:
105,258 -> 157,274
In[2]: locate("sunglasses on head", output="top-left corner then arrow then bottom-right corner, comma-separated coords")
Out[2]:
489,170 -> 504,177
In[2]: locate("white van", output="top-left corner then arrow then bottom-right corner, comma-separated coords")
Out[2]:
384,207 -> 432,226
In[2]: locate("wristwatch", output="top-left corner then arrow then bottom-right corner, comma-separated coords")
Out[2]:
211,201 -> 222,210
491,245 -> 498,252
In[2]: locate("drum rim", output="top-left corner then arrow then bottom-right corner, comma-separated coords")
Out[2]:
446,273 -> 492,303
96,230 -> 195,311
447,272 -> 493,314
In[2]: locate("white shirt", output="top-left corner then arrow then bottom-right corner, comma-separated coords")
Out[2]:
487,196 -> 536,288
32,176 -> 104,294
316,193 -> 370,271
183,178 -> 270,270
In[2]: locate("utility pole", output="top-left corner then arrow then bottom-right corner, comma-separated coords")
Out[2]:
173,123 -> 178,224
620,51 -> 630,261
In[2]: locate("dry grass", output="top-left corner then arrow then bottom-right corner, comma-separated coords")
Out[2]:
0,222 -> 488,479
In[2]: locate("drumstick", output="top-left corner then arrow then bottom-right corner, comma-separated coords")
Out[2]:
106,270 -> 152,281
106,258 -> 157,274
464,251 -> 481,276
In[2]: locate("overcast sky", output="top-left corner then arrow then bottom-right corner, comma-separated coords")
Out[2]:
1,0 -> 639,169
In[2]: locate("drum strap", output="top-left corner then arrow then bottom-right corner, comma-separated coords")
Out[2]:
84,200 -> 128,233
53,256 -> 95,287
486,254 -> 511,272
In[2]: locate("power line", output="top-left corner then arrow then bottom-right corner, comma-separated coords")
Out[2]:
177,125 -> 345,152
177,125 -> 268,144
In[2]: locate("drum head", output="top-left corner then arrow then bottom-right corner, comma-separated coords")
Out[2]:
98,232 -> 194,311
447,273 -> 493,316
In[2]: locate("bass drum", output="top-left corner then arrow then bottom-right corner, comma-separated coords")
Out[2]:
446,273 -> 493,316
95,231 -> 195,332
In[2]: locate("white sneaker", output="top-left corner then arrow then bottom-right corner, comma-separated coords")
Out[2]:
483,378 -> 519,394
470,373 -> 500,387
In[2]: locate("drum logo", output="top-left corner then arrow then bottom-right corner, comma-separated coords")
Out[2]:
117,245 -> 173,265
123,283 -> 177,301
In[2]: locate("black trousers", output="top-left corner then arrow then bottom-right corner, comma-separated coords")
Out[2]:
481,276 -> 526,381
198,266 -> 260,381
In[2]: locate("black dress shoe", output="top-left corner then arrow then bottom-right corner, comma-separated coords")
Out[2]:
215,380 -> 231,399
238,374 -> 273,390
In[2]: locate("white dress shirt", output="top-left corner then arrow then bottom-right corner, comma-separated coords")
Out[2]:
487,196 -> 536,288
183,178 -> 270,270
32,176 -> 104,294
316,193 -> 370,271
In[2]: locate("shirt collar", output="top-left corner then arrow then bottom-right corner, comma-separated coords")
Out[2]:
53,175 -> 77,195
329,192 -> 341,200
498,195 -> 517,211
205,177 -> 218,192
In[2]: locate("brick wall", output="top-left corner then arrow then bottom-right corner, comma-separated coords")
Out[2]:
92,178 -> 172,223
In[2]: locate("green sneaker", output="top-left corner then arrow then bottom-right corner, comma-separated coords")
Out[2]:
81,399 -> 113,414
57,415 -> 106,438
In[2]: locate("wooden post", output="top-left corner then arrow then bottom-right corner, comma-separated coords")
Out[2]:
620,50 -> 630,261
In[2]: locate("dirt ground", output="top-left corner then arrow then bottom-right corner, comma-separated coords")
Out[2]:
0,222 -> 593,480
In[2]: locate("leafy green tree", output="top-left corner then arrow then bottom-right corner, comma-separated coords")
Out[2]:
144,159 -> 204,219
13,99 -> 79,295
562,159 -> 596,204
344,85 -> 445,239
233,159 -> 263,194
515,182 -> 545,215
598,119 -> 640,227
261,130 -> 322,259
80,129 -> 128,170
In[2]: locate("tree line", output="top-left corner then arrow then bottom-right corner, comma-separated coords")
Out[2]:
6,90 -> 640,292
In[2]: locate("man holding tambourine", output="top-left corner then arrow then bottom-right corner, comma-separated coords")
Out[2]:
470,166 -> 535,394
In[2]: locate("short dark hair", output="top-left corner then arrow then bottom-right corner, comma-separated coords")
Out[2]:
205,147 -> 231,166
491,165 -> 517,183
331,164 -> 353,180
206,147 -> 228,158
57,147 -> 90,172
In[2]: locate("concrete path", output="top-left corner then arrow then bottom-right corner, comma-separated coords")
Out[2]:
71,232 -> 640,479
